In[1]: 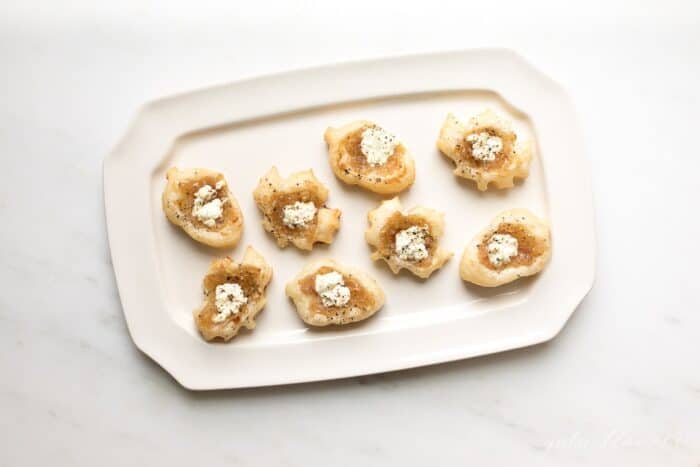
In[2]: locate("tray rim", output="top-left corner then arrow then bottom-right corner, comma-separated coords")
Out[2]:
104,48 -> 596,390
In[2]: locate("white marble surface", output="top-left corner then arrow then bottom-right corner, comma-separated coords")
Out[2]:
1,1 -> 699,465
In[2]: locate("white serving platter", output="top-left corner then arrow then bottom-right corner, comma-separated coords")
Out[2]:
104,49 -> 595,390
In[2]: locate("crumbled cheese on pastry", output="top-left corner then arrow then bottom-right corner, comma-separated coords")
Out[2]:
194,184 -> 216,201
360,127 -> 398,165
194,199 -> 223,227
395,226 -> 429,262
314,271 -> 350,307
213,283 -> 248,323
487,233 -> 519,266
282,201 -> 317,229
192,185 -> 224,227
466,132 -> 503,161
215,180 -> 225,190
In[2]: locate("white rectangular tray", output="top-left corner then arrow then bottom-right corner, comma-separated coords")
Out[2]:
104,49 -> 595,390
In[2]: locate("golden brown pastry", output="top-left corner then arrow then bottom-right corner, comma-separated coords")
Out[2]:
162,167 -> 243,248
252,167 -> 341,251
324,120 -> 415,194
365,197 -> 452,278
460,208 -> 551,287
193,246 -> 273,341
437,109 -> 532,191
285,258 -> 385,326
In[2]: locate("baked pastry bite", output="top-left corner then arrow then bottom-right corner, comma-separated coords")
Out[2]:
162,167 -> 243,248
365,197 -> 452,278
193,246 -> 273,341
437,109 -> 532,191
460,208 -> 551,287
285,258 -> 385,326
253,166 -> 341,251
324,120 -> 415,194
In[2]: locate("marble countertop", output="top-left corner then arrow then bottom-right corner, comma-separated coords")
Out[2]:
1,2 -> 698,465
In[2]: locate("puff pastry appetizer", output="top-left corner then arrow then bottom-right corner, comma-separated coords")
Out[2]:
162,167 -> 243,248
285,259 -> 385,326
324,120 -> 415,194
437,109 -> 532,191
365,197 -> 452,278
193,246 -> 273,341
253,167 -> 341,251
460,209 -> 551,287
